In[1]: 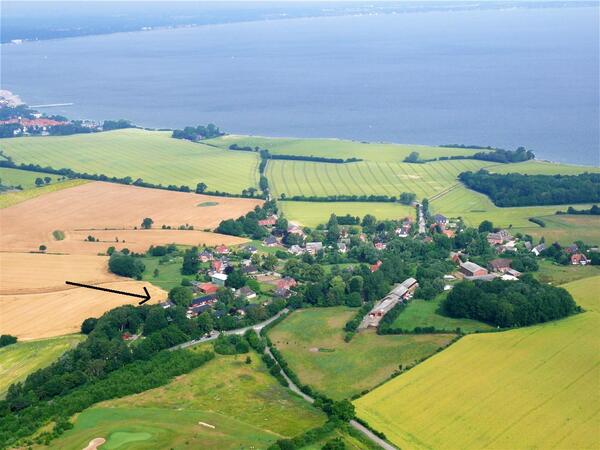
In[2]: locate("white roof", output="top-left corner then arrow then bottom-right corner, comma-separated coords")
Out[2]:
211,273 -> 228,281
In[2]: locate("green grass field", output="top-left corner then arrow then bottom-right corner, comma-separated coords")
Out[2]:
0,167 -> 64,189
490,160 -> 600,175
0,334 -> 85,398
47,351 -> 325,449
279,201 -> 414,227
140,256 -> 186,291
516,213 -> 600,245
206,135 -> 484,162
269,307 -> 454,400
431,184 -> 598,230
391,294 -> 494,333
534,259 -> 600,286
267,158 -> 491,199
0,129 -> 259,194
354,275 -> 600,450
0,179 -> 88,209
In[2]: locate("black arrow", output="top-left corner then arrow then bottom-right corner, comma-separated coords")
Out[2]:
65,281 -> 152,305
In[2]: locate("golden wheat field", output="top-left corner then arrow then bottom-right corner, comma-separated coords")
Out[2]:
0,181 -> 258,254
0,253 -> 166,340
354,275 -> 600,450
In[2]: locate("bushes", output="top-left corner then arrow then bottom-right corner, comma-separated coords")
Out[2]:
213,334 -> 250,355
282,194 -> 398,203
108,252 -> 145,279
0,335 -> 17,348
528,217 -> 546,227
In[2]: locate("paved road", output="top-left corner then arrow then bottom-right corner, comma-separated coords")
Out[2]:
170,308 -> 289,351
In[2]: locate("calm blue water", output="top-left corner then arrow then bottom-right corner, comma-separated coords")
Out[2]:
1,6 -> 598,165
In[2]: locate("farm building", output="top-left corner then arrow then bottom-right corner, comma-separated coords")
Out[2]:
359,278 -> 418,329
487,230 -> 512,246
306,242 -> 324,254
433,214 -> 448,227
459,261 -> 488,277
488,258 -> 512,273
532,243 -> 546,256
211,272 -> 228,286
288,244 -> 304,255
194,282 -> 219,295
263,236 -> 278,247
258,216 -> 277,227
275,287 -> 292,298
277,276 -> 297,290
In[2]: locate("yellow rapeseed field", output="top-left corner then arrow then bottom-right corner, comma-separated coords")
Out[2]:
354,275 -> 600,450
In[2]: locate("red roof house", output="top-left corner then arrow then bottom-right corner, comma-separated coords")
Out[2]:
370,260 -> 383,272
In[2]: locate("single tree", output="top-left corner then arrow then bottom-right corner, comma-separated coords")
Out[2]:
141,217 -> 154,229
35,177 -> 44,187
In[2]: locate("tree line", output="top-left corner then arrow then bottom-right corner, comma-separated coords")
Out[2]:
404,147 -> 534,164
556,205 -> 599,215
171,124 -> 223,141
229,144 -> 362,164
459,170 -> 600,207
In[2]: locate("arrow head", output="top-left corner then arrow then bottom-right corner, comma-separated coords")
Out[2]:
138,287 -> 151,305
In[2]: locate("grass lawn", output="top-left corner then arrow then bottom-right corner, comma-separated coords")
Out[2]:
534,259 -> 600,286
0,179 -> 88,209
268,307 -> 454,400
0,167 -> 64,189
0,334 -> 85,398
1,129 -> 259,194
140,256 -> 185,291
46,351 -> 325,449
280,201 -> 414,227
354,275 -> 600,450
392,294 -> 494,333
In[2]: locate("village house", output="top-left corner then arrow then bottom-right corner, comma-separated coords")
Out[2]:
243,245 -> 258,254
275,287 -> 292,298
242,264 -> 259,275
187,294 -> 218,318
306,242 -> 324,255
215,245 -> 230,255
531,243 -> 546,256
370,260 -> 383,272
263,236 -> 278,247
459,261 -> 489,277
571,253 -> 589,265
235,286 -> 257,300
277,276 -> 297,290
433,214 -> 448,228
193,282 -> 219,295
442,229 -> 455,238
211,260 -> 226,273
487,230 -> 512,246
565,244 -> 579,255
287,225 -> 306,237
337,242 -> 348,253
198,250 -> 214,262
524,241 -> 533,251
288,244 -> 304,255
258,216 -> 277,227
211,272 -> 228,286
374,242 -> 387,251
488,258 -> 512,273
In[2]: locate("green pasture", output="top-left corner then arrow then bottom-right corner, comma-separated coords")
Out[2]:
0,129 -> 259,194
206,135 -> 485,162
268,307 -> 454,400
0,167 -> 63,189
0,334 -> 85,398
48,351 -> 325,449
279,201 -> 414,227
392,294 -> 494,333
267,158 -> 491,199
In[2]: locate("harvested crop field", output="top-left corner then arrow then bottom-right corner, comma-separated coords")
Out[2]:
0,252 -> 166,339
0,181 -> 259,254
1,280 -> 165,340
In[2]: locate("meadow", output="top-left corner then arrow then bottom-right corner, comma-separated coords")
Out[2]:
0,129 -> 260,194
47,351 -> 326,449
517,213 -> 600,245
0,334 -> 84,397
268,307 -> 454,400
279,201 -> 414,227
354,275 -> 600,450
0,167 -> 63,188
490,160 -> 600,175
140,255 -> 186,291
534,259 -> 600,285
391,294 -> 494,333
